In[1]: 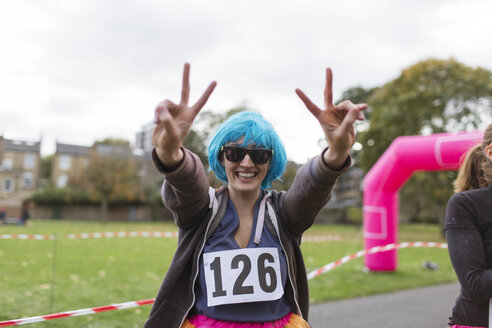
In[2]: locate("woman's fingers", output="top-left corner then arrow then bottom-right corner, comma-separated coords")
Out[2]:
333,103 -> 366,136
180,63 -> 190,106
324,68 -> 333,109
154,107 -> 162,124
191,81 -> 217,116
153,63 -> 216,123
296,88 -> 322,118
159,107 -> 180,144
154,100 -> 178,123
153,106 -> 182,155
339,108 -> 361,135
336,100 -> 368,111
334,101 -> 367,122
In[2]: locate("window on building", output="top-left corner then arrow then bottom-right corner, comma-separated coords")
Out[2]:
23,172 -> 34,189
1,158 -> 13,171
59,155 -> 71,170
1,178 -> 14,193
24,153 -> 35,169
57,174 -> 68,188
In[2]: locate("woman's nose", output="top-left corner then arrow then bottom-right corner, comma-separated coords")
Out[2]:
240,154 -> 254,167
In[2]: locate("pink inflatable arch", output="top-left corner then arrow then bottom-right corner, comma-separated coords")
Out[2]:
363,130 -> 484,271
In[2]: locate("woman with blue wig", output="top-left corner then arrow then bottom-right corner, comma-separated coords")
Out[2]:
146,63 -> 366,328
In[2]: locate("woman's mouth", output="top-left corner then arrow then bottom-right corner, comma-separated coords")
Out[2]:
236,172 -> 257,179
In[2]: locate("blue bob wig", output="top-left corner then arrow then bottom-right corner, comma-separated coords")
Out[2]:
208,111 -> 287,189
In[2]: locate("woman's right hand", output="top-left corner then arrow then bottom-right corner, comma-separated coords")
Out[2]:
153,63 -> 217,167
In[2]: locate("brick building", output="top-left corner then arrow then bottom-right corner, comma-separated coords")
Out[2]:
51,142 -> 91,188
0,137 -> 41,216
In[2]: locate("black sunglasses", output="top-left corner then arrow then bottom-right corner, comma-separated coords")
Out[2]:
220,146 -> 273,165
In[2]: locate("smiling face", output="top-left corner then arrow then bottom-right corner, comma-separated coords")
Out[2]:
223,140 -> 270,196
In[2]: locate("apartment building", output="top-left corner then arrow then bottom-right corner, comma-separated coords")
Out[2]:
0,137 -> 41,214
51,142 -> 91,188
135,122 -> 162,191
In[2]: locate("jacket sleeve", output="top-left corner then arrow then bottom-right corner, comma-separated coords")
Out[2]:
152,147 -> 211,230
279,147 -> 351,234
444,192 -> 492,300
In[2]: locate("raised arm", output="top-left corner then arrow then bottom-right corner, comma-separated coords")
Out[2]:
153,63 -> 217,168
152,63 -> 217,229
279,68 -> 367,233
295,68 -> 367,170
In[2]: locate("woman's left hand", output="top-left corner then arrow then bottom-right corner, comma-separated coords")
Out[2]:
296,68 -> 367,168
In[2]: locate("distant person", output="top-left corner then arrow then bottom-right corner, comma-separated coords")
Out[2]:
18,203 -> 30,226
444,123 -> 492,327
145,63 -> 366,328
0,207 -> 6,225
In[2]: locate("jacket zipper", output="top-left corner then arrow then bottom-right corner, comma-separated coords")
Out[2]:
277,224 -> 302,318
178,189 -> 218,328
266,201 -> 303,318
178,194 -> 302,326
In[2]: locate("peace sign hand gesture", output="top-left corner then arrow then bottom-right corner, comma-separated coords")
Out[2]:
153,63 -> 217,167
295,68 -> 367,169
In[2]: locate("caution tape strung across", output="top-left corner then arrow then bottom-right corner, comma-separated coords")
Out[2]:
0,299 -> 155,327
0,234 -> 55,240
307,241 -> 448,280
0,232 -> 339,242
0,231 -> 179,240
0,241 -> 448,326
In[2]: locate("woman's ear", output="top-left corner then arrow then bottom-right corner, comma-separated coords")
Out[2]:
486,143 -> 492,160
218,149 -> 225,167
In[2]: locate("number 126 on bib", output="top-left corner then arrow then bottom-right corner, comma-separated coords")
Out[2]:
203,248 -> 284,306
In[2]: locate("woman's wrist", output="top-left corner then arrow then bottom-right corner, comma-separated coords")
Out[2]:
156,147 -> 184,168
322,147 -> 350,171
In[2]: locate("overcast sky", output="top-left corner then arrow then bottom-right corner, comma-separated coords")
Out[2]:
1,0 -> 491,163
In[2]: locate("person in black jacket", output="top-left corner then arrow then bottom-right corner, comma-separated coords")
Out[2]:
0,207 -> 6,225
444,123 -> 492,327
146,63 -> 366,328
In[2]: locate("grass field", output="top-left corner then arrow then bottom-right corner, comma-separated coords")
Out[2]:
0,220 -> 457,327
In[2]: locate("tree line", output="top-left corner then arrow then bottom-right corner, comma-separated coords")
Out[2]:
32,58 -> 492,224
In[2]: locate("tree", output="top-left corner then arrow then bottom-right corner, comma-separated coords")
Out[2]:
358,58 -> 492,222
40,155 -> 53,180
340,86 -> 378,109
271,160 -> 300,191
84,140 -> 143,222
39,154 -> 54,189
360,58 -> 492,170
97,138 -> 130,147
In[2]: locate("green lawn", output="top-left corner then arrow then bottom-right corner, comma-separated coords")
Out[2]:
0,220 -> 456,327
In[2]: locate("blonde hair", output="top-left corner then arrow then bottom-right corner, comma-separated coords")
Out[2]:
454,123 -> 492,193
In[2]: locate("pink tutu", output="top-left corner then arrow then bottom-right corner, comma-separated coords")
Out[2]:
189,313 -> 292,328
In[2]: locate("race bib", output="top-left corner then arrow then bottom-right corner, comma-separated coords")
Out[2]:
203,248 -> 284,306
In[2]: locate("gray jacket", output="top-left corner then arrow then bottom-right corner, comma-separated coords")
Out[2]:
145,148 -> 349,328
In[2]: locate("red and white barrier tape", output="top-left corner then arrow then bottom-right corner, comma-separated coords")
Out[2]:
0,231 -> 178,240
0,234 -> 55,240
65,231 -> 178,239
0,299 -> 155,327
0,241 -> 447,326
302,235 -> 341,243
0,232 -> 338,242
306,241 -> 448,280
